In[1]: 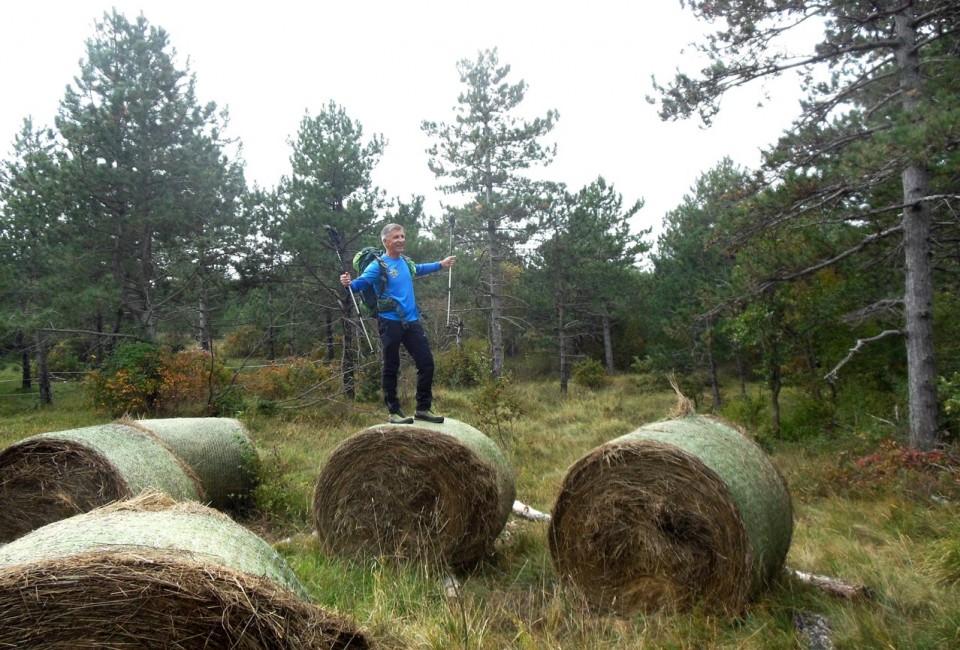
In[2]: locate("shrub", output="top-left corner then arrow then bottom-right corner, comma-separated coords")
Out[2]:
830,437 -> 960,499
779,391 -> 836,440
471,374 -> 524,446
250,445 -> 312,532
238,357 -> 334,402
630,355 -> 668,392
571,358 -> 611,390
86,342 -> 165,417
938,372 -> 960,437
436,339 -> 489,388
46,340 -> 85,376
158,349 -> 232,416
221,325 -> 265,359
86,343 -> 234,417
719,393 -> 768,436
355,355 -> 382,403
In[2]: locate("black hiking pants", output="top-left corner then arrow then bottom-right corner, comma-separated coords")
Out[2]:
378,318 -> 434,413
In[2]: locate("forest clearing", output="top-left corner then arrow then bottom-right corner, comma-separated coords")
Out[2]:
3,3 -> 960,647
1,365 -> 957,649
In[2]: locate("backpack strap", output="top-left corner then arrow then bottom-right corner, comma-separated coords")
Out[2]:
373,254 -> 409,324
402,254 -> 416,277
372,255 -> 388,300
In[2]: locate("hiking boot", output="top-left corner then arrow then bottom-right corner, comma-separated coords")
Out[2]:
415,409 -> 445,424
388,410 -> 414,424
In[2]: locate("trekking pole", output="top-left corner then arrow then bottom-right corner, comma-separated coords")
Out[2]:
446,213 -> 455,327
324,225 -> 374,352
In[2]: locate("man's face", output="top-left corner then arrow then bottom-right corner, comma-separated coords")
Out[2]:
384,228 -> 406,256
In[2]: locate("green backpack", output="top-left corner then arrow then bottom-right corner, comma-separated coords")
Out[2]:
352,247 -> 416,320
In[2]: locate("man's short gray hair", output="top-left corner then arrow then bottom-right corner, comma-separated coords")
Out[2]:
381,223 -> 404,242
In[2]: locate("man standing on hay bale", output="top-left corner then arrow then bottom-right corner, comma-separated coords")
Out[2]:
340,223 -> 455,424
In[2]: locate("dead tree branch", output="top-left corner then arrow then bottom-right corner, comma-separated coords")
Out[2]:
825,329 -> 902,383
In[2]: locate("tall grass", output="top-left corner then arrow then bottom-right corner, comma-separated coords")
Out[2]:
0,365 -> 104,448
2,364 -> 959,648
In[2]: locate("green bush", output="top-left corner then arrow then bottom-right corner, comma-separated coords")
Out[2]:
355,355 -> 382,403
630,355 -> 669,392
938,372 -> 960,437
719,393 -> 768,435
209,386 -> 247,417
85,343 -> 235,417
471,374 -> 523,446
571,358 -> 611,390
251,445 -> 312,532
436,339 -> 489,388
779,391 -> 837,440
46,340 -> 85,375
85,342 -> 166,417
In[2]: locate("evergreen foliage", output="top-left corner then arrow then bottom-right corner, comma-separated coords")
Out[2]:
423,48 -> 558,378
0,8 -> 958,452
650,0 -> 960,448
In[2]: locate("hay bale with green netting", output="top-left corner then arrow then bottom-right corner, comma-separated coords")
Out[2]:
0,423 -> 203,543
313,418 -> 515,567
549,415 -> 793,615
124,417 -> 259,511
0,493 -> 369,649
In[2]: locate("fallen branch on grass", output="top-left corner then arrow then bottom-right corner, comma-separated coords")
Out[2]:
512,500 -> 551,522
787,567 -> 874,600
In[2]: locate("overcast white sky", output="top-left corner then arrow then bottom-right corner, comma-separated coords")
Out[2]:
1,1 -> 812,242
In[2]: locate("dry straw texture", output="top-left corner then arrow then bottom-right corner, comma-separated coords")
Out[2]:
124,417 -> 260,511
549,415 -> 793,615
313,418 -> 515,567
0,493 -> 369,649
0,423 -> 203,543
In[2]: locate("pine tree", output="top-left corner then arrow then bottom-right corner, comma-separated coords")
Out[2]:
55,10 -> 244,343
423,48 -> 558,378
652,1 -> 960,448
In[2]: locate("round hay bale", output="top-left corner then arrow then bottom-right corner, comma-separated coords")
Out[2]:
0,424 -> 204,543
549,415 -> 793,615
313,418 -> 515,567
0,493 -> 369,649
124,417 -> 260,511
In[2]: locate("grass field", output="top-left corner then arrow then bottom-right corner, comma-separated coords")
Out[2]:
1,365 -> 959,649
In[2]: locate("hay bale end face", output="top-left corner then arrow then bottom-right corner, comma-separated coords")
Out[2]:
124,417 -> 260,511
313,418 -> 515,567
549,415 -> 793,615
0,494 -> 369,649
0,424 -> 203,543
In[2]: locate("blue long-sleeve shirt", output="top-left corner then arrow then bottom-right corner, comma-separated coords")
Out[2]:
349,255 -> 441,322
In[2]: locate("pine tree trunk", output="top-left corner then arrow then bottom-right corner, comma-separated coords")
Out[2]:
488,216 -> 505,379
558,299 -> 569,394
137,224 -> 158,343
706,323 -> 722,410
896,7 -> 939,450
770,359 -> 781,438
290,300 -> 299,356
17,331 -> 31,390
602,310 -> 615,375
198,293 -> 211,351
35,331 -> 51,405
266,289 -> 277,361
94,312 -> 105,368
339,294 -> 356,400
737,348 -> 748,399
